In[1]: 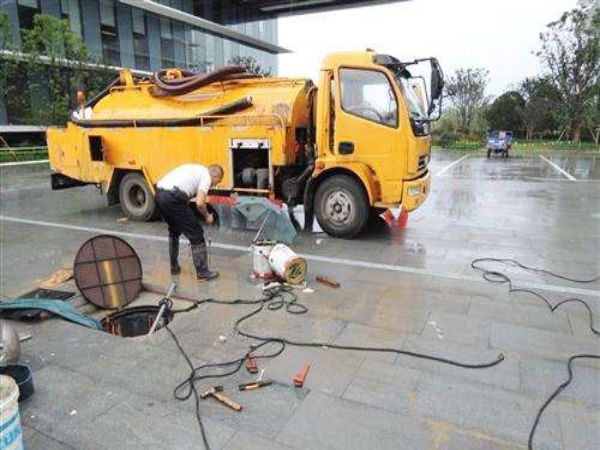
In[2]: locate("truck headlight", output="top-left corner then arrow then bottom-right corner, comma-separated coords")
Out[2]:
408,186 -> 421,196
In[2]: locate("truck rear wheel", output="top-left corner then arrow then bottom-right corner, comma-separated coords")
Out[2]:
314,175 -> 369,238
119,173 -> 159,222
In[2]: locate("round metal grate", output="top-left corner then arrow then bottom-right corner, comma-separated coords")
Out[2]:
73,235 -> 143,309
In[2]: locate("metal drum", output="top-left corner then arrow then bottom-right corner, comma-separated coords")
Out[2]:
268,243 -> 307,285
250,240 -> 276,280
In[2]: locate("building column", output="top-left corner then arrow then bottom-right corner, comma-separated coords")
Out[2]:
171,0 -> 185,67
1,0 -> 21,48
147,15 -> 162,70
80,0 -> 103,61
116,3 -> 135,68
0,94 -> 8,125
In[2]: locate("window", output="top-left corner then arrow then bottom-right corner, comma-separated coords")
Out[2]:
17,0 -> 40,34
99,0 -> 116,27
131,9 -> 149,70
340,69 -> 398,127
60,0 -> 82,36
160,18 -> 175,68
99,0 -> 120,66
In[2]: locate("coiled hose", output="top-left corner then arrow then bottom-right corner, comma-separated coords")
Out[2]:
151,65 -> 253,96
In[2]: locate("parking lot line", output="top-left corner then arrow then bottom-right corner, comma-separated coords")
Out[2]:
1,214 -> 597,298
0,159 -> 49,167
435,154 -> 469,176
539,155 -> 577,181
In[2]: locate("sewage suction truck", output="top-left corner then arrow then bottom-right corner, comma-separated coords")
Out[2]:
47,50 -> 443,237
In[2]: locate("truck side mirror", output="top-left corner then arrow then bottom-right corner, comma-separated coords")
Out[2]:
428,58 -> 444,116
430,59 -> 443,102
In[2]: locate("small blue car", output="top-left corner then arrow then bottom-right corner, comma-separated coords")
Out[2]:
486,131 -> 513,158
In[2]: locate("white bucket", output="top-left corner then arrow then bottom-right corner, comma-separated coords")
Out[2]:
268,243 -> 307,285
0,375 -> 23,450
251,241 -> 276,280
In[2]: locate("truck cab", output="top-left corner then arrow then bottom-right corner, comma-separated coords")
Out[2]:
307,51 -> 443,236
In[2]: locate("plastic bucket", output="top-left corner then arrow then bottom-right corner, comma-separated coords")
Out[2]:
0,375 -> 23,450
251,241 -> 276,280
268,243 -> 307,285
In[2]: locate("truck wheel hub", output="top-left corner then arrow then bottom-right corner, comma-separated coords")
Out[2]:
129,186 -> 146,208
326,191 -> 353,224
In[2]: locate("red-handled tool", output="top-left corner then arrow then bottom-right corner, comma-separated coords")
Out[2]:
293,363 -> 311,388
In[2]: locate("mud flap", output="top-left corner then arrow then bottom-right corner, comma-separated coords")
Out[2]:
303,178 -> 315,232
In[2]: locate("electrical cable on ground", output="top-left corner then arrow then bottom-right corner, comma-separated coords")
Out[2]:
471,258 -> 599,336
527,354 -> 600,450
470,258 -> 599,449
160,285 -> 504,450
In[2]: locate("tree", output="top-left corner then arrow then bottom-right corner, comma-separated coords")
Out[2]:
228,56 -> 271,77
21,14 -> 90,124
536,0 -> 600,142
0,13 -> 114,125
485,90 -> 525,134
519,76 -> 561,139
444,67 -> 489,134
0,12 -> 28,123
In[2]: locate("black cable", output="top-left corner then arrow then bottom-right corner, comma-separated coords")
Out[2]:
470,258 -> 599,449
528,354 -> 600,450
162,285 -> 505,449
471,258 -> 599,284
471,258 -> 599,336
228,287 -> 504,369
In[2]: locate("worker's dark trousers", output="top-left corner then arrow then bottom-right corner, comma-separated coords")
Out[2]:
155,188 -> 205,244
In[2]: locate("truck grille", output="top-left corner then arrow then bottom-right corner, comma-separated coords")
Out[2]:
418,154 -> 429,171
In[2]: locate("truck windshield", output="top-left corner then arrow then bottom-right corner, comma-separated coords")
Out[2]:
396,76 -> 427,121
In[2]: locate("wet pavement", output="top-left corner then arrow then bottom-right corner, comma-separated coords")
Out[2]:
1,149 -> 599,449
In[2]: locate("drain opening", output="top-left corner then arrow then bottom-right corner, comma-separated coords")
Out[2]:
102,305 -> 174,337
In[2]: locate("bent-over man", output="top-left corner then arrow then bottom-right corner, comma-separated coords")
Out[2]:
155,164 -> 223,281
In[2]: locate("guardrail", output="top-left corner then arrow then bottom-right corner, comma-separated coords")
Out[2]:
0,147 -> 49,163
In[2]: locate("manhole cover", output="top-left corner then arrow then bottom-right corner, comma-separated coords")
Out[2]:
73,235 -> 143,309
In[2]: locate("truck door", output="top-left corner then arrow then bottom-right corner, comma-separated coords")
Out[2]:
335,68 -> 401,200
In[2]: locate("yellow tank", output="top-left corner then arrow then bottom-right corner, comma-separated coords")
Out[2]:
47,51 -> 443,237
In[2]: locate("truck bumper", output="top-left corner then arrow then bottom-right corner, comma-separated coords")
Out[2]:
401,171 -> 430,212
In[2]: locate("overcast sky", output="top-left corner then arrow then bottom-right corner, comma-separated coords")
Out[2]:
277,0 -> 580,96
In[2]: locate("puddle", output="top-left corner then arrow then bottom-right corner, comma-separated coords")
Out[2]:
102,305 -> 174,337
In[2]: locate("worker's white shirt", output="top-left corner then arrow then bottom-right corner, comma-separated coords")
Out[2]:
157,164 -> 211,198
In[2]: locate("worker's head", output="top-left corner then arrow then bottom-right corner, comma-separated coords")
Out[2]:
208,164 -> 224,187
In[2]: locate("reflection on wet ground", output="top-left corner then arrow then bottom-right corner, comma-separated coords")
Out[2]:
1,150 -> 598,294
1,149 -> 599,450
438,151 -> 600,181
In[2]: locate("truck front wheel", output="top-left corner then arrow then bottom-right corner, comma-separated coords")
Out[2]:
119,173 -> 159,221
314,175 -> 369,238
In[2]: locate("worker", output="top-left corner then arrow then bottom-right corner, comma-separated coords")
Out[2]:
155,164 -> 224,281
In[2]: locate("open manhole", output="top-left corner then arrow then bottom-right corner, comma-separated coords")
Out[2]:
102,305 -> 174,337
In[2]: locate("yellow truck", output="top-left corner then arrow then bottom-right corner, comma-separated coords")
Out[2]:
47,50 -> 443,237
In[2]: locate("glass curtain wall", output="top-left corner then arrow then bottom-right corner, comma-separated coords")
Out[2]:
11,0 -> 278,74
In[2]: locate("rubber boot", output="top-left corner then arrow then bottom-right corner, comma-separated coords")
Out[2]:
191,242 -> 219,281
169,235 -> 181,275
